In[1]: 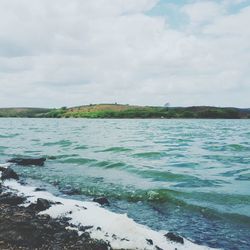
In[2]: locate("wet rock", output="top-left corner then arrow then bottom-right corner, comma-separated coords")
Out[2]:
155,246 -> 164,250
146,238 -> 153,245
34,187 -> 47,192
8,157 -> 46,166
0,201 -> 110,250
28,198 -> 52,212
0,193 -> 25,205
165,232 -> 184,244
93,197 -> 109,206
36,198 -> 52,211
0,166 -> 7,172
1,168 -> 19,181
121,238 -> 130,242
79,225 -> 93,231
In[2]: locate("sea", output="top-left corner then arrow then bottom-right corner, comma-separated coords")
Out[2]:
0,118 -> 250,250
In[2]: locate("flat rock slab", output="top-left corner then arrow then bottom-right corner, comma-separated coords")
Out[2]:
8,158 -> 46,166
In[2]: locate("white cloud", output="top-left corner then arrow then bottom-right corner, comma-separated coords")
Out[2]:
181,1 -> 224,25
0,0 -> 249,108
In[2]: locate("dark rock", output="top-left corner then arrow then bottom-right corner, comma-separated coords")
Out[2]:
93,197 -> 109,206
28,198 -> 52,212
37,198 -> 51,211
8,157 -> 46,166
146,238 -> 153,245
79,225 -> 93,231
155,246 -> 164,250
75,204 -> 87,210
34,187 -> 46,192
165,232 -> 184,244
0,194 -> 25,205
121,238 -> 130,241
0,166 -> 7,172
1,168 -> 19,180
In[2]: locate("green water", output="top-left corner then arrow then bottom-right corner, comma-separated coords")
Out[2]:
0,118 -> 250,249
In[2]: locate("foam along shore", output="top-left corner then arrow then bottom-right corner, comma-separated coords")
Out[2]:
1,168 -> 216,250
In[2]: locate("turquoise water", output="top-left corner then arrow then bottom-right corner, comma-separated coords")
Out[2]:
0,118 -> 250,249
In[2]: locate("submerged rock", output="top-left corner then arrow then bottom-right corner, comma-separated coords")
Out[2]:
93,197 -> 109,206
165,232 -> 184,244
60,185 -> 81,195
8,157 -> 46,166
1,168 -> 19,181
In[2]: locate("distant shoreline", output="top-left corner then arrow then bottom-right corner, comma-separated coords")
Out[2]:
0,104 -> 250,119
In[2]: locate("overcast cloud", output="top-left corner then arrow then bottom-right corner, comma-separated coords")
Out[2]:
0,0 -> 249,108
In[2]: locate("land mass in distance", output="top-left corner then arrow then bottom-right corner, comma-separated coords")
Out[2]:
0,104 -> 250,119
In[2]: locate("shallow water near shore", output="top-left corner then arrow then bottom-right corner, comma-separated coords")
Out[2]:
0,118 -> 250,249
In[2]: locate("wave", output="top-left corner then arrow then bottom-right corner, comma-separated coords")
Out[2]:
0,133 -> 19,138
59,157 -> 97,165
132,152 -> 166,159
204,144 -> 250,152
74,145 -> 88,150
96,147 -> 132,153
43,140 -> 72,147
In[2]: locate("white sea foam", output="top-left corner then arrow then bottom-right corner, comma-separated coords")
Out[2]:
1,178 -> 218,250
0,163 -> 12,168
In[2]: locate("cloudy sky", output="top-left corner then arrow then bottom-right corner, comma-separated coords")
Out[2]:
0,0 -> 249,108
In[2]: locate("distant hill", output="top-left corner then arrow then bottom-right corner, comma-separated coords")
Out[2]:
0,104 -> 249,118
0,108 -> 51,117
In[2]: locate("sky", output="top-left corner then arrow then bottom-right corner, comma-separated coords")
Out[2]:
0,0 -> 249,108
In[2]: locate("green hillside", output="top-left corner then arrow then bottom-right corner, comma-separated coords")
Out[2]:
1,105 -> 249,119
0,108 -> 51,117
43,104 -> 250,119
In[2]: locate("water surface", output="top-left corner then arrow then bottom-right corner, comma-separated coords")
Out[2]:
0,118 -> 250,249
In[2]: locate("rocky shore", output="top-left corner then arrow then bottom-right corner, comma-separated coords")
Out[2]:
0,162 -> 110,250
0,185 -> 110,250
0,160 -> 212,250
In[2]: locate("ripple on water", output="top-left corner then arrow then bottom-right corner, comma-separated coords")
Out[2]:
59,157 -> 97,165
204,155 -> 250,164
0,133 -> 19,138
74,145 -> 88,150
204,144 -> 250,152
43,140 -> 73,147
132,151 -> 166,159
169,162 -> 199,168
96,147 -> 132,153
236,173 -> 250,181
0,146 -> 8,151
173,179 -> 227,188
220,169 -> 248,177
